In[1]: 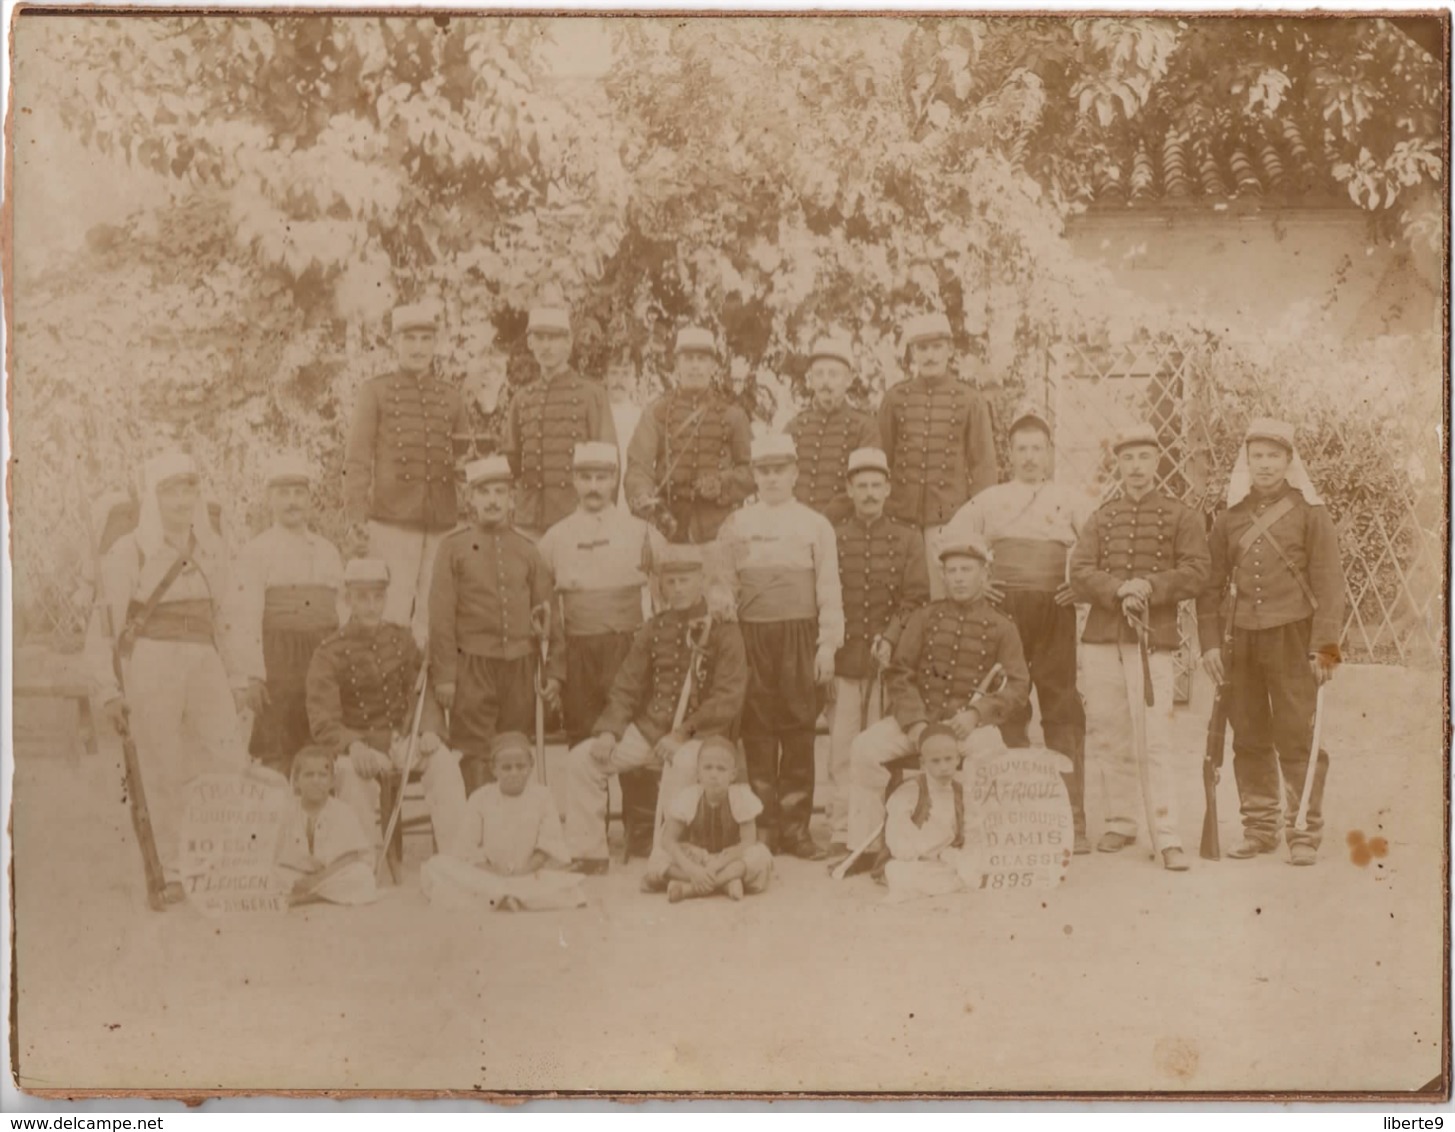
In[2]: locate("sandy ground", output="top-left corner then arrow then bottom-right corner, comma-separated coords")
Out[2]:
10,656 -> 1447,1098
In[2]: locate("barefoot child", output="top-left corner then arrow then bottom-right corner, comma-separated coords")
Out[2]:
274,746 -> 379,906
416,732 -> 586,911
883,725 -> 978,898
643,736 -> 773,902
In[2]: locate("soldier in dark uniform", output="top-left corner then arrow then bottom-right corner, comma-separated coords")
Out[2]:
429,455 -> 564,795
343,300 -> 470,644
879,312 -> 999,601
1197,418 -> 1344,866
846,533 -> 1030,854
562,546 -> 749,874
785,335 -> 879,522
306,558 -> 433,845
502,305 -> 617,541
624,326 -> 755,545
825,446 -> 931,857
1070,423 -> 1211,872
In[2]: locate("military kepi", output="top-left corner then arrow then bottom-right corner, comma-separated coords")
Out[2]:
846,447 -> 891,479
146,451 -> 198,488
465,455 -> 513,486
1243,417 -> 1295,452
393,300 -> 440,333
573,441 -> 619,471
750,434 -> 798,467
527,306 -> 572,335
901,312 -> 953,348
263,453 -> 314,487
1111,422 -> 1160,454
343,558 -> 391,587
938,531 -> 991,564
808,334 -> 855,369
674,326 -> 718,356
1009,402 -> 1052,438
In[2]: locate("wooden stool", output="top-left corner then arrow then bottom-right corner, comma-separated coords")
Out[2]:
14,683 -> 99,765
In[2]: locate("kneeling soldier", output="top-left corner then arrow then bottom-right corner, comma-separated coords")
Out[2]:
1196,418 -> 1343,866
1070,423 -> 1210,872
563,547 -> 748,874
846,534 -> 1029,858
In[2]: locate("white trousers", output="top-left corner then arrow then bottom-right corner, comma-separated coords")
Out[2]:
123,640 -> 246,883
1082,641 -> 1181,853
847,717 -> 1003,849
885,851 -> 978,899
564,725 -> 701,862
367,521 -> 445,646
827,674 -> 885,842
333,761 -> 383,848
420,855 -> 586,911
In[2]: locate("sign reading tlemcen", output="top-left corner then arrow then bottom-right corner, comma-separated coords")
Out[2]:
179,773 -> 292,916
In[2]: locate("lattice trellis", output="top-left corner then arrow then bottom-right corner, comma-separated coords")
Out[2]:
1042,332 -> 1443,690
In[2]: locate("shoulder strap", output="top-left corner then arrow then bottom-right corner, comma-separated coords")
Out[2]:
1234,496 -> 1318,610
122,535 -> 195,639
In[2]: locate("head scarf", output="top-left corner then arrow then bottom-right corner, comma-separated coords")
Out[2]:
136,452 -> 222,557
1225,419 -> 1324,507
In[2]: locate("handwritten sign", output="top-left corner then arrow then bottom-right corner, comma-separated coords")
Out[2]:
178,773 -> 292,916
964,748 -> 1074,892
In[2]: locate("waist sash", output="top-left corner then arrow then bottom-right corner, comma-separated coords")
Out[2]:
990,538 -> 1068,592
561,586 -> 646,637
263,585 -> 340,634
128,599 -> 215,645
736,568 -> 818,623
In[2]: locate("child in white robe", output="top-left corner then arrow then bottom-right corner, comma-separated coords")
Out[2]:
643,736 -> 773,902
417,732 -> 586,911
884,724 -> 980,899
274,746 -> 379,906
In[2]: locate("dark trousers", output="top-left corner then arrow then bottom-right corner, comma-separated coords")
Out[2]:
1227,617 -> 1329,848
250,624 -> 334,776
996,589 -> 1087,835
741,619 -> 819,847
564,630 -> 660,851
453,654 -> 535,795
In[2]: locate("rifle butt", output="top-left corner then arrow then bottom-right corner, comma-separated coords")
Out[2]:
119,726 -> 168,911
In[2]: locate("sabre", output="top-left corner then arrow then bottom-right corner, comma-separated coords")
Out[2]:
1294,684 -> 1328,833
375,663 -> 431,880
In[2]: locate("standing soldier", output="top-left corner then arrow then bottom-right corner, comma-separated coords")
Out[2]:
625,326 -> 754,545
1196,418 -> 1343,866
879,312 -> 999,600
1070,423 -> 1210,872
430,455 -> 564,795
845,534 -> 1030,864
503,305 -> 617,540
92,452 -> 248,903
306,558 -> 429,845
715,435 -> 844,858
785,335 -> 879,522
824,447 -> 930,859
563,546 -> 749,874
343,300 -> 469,644
229,454 -> 344,777
948,406 -> 1095,854
538,441 -> 668,855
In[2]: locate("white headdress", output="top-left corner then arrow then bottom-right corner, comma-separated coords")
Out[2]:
136,452 -> 221,556
1225,418 -> 1324,507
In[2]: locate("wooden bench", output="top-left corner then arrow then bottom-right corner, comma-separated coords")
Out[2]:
13,683 -> 99,764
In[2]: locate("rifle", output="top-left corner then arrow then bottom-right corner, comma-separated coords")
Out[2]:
1201,581 -> 1239,861
114,694 -> 168,912
376,663 -> 431,882
532,603 -> 554,785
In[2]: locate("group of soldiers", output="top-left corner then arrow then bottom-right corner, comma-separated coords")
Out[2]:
89,298 -> 1345,907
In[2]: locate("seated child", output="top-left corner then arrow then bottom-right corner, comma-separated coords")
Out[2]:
274,746 -> 379,906
416,732 -> 586,912
643,736 -> 772,903
883,724 -> 979,899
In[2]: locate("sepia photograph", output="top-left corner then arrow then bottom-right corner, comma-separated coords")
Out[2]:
4,7 -> 1449,1103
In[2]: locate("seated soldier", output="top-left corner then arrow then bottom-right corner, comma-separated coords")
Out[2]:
642,735 -> 773,903
305,558 -> 437,844
273,745 -> 378,907
413,732 -> 586,912
563,546 -> 748,874
843,533 -> 1029,866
